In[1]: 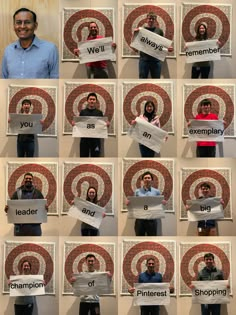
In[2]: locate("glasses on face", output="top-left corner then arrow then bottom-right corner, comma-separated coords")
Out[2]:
14,20 -> 34,26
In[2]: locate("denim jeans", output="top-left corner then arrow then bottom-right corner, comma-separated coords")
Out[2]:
201,304 -> 221,315
80,138 -> 101,157
139,59 -> 162,78
141,305 -> 159,315
139,144 -> 155,157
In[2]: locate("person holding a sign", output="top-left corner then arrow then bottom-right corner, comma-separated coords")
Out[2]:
8,99 -> 43,157
187,99 -> 220,158
186,182 -> 224,236
133,12 -> 173,79
127,171 -> 166,236
2,7 -> 59,79
128,257 -> 163,315
74,21 -> 116,78
190,253 -> 228,315
75,92 -> 109,157
4,172 -> 48,236
70,253 -> 112,315
131,100 -> 161,157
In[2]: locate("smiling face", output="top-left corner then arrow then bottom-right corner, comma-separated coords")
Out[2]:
87,95 -> 97,109
22,102 -> 31,114
146,259 -> 155,273
87,188 -> 96,202
204,256 -> 214,269
200,185 -> 210,198
14,11 -> 38,44
199,24 -> 206,36
200,103 -> 211,115
21,261 -> 31,275
86,256 -> 96,272
146,15 -> 156,28
145,103 -> 155,113
89,22 -> 98,37
142,174 -> 153,188
23,174 -> 33,189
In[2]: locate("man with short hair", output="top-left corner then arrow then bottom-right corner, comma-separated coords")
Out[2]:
4,172 -> 48,236
2,7 -> 59,78
77,92 -> 109,157
134,12 -> 173,79
129,257 -> 163,315
133,171 -> 166,236
192,253 -> 227,315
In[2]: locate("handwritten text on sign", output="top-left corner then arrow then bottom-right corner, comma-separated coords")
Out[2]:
128,117 -> 167,153
72,272 -> 111,296
68,197 -> 104,229
78,37 -> 116,64
192,281 -> 229,304
72,116 -> 108,138
9,113 -> 43,134
131,28 -> 172,61
10,275 -> 45,296
133,283 -> 170,306
127,196 -> 165,219
7,199 -> 47,224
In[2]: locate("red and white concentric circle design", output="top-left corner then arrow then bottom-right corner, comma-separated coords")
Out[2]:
9,87 -> 56,133
123,160 -> 172,201
181,243 -> 230,288
181,169 -> 230,211
64,243 -> 114,284
5,243 -> 54,286
65,84 -> 114,126
123,83 -> 172,130
123,5 -> 174,49
123,241 -> 174,286
184,85 -> 234,130
63,164 -> 112,208
8,163 -> 57,207
182,5 -> 230,49
63,9 -> 114,56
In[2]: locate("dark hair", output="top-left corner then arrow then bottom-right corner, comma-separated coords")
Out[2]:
24,172 -> 33,179
195,23 -> 208,41
147,12 -> 157,19
21,260 -> 32,270
88,21 -> 99,37
85,254 -> 96,260
141,171 -> 153,180
204,253 -> 214,260
13,8 -> 37,23
86,187 -> 98,204
200,182 -> 211,190
200,99 -> 211,107
21,99 -> 32,106
143,101 -> 156,122
146,257 -> 155,263
87,92 -> 97,101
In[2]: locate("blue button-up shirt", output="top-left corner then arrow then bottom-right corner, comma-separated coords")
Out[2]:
2,36 -> 59,79
135,186 -> 161,197
138,271 -> 163,283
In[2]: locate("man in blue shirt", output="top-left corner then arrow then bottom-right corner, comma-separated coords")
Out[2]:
2,7 -> 59,79
129,257 -> 162,315
133,171 -> 166,236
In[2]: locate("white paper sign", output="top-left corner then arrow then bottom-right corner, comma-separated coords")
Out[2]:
131,28 -> 172,61
185,40 -> 221,63
72,272 -> 111,296
7,199 -> 47,224
72,116 -> 108,138
78,37 -> 116,64
186,197 -> 224,222
188,120 -> 224,142
10,275 -> 45,296
133,283 -> 170,306
192,281 -> 229,304
9,114 -> 43,134
127,196 -> 165,219
68,197 -> 104,229
128,117 -> 167,153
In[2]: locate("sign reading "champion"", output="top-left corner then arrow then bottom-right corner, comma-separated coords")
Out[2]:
9,275 -> 45,296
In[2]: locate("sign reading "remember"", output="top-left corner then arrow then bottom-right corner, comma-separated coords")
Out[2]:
185,40 -> 221,63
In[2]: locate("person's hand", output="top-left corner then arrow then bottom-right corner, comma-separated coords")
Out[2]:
73,48 -> 80,56
168,46 -> 173,52
227,282 -> 230,289
184,43 -> 188,51
187,121 -> 191,127
71,121 -> 75,126
106,121 -> 110,127
8,118 -> 11,123
189,283 -> 195,289
70,200 -> 75,205
112,43 -> 117,50
69,276 -> 76,283
162,199 -> 167,206
125,199 -> 130,206
4,205 -> 8,213
185,204 -> 190,211
220,199 -> 224,206
128,287 -> 135,294
217,40 -> 222,48
169,286 -> 174,293
7,279 -> 12,285
45,204 -> 49,212
102,212 -> 106,218
40,120 -> 44,125
130,120 -> 136,125
107,271 -> 112,279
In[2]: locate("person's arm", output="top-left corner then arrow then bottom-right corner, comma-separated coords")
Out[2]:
48,44 -> 59,79
2,51 -> 9,79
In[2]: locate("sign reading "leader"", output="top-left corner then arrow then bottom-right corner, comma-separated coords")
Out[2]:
133,283 -> 170,306
188,120 -> 224,142
127,196 -> 165,219
72,272 -> 111,296
128,117 -> 167,153
9,113 -> 43,134
10,275 -> 45,296
131,28 -> 172,61
192,280 -> 229,304
68,197 -> 104,229
72,116 -> 108,138
186,197 -> 224,222
78,37 -> 116,64
7,199 -> 47,224
185,39 -> 221,63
